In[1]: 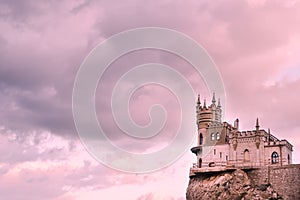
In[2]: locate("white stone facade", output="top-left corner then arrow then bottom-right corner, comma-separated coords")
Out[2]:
191,94 -> 293,170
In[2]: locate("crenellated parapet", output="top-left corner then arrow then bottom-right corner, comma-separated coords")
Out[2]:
196,93 -> 222,129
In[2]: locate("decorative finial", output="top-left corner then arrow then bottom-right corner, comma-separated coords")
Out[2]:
197,94 -> 201,105
256,118 -> 260,130
203,99 -> 206,108
212,92 -> 216,105
217,97 -> 221,108
268,128 -> 270,134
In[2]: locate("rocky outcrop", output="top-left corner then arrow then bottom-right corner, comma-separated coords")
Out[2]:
186,169 -> 282,200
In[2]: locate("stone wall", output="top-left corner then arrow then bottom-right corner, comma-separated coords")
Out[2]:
246,164 -> 300,200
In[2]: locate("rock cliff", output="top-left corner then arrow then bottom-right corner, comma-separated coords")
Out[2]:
186,169 -> 282,200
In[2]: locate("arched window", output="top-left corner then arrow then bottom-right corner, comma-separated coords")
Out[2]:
199,133 -> 203,145
244,149 -> 250,162
288,154 -> 290,164
271,152 -> 279,164
216,132 -> 220,140
211,133 -> 215,141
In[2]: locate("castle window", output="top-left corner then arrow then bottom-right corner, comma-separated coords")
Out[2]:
244,149 -> 250,162
288,154 -> 290,164
216,132 -> 220,140
214,149 -> 216,155
225,136 -> 228,142
211,133 -> 215,140
199,158 -> 202,168
220,152 -> 222,158
271,152 -> 279,164
200,133 -> 203,145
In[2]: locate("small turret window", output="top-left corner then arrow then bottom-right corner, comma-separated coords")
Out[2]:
200,133 -> 203,145
211,133 -> 215,140
271,152 -> 279,164
216,132 -> 220,140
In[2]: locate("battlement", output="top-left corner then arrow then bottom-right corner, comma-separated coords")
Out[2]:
264,139 -> 293,151
196,93 -> 222,128
198,106 -> 212,111
238,130 -> 256,137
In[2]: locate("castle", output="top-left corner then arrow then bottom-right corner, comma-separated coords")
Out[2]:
190,93 -> 293,172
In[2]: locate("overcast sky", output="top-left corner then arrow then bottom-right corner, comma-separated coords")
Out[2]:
0,0 -> 300,199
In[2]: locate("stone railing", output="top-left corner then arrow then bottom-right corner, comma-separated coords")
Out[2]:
191,160 -> 263,170
192,161 -> 229,168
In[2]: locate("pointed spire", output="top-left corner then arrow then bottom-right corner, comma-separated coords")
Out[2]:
256,118 -> 260,131
197,94 -> 201,105
268,128 -> 270,134
212,92 -> 216,105
203,99 -> 206,108
217,97 -> 221,108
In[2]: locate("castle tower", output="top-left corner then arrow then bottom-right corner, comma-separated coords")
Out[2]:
197,98 -> 213,129
192,93 -> 223,168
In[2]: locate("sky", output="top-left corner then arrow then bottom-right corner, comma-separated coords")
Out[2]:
0,0 -> 300,199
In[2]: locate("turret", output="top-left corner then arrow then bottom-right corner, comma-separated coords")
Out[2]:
234,118 -> 239,130
212,92 -> 216,106
193,93 -> 223,168
196,94 -> 223,129
217,98 -> 221,108
197,94 -> 201,106
196,94 -> 201,125
256,118 -> 260,131
197,98 -> 211,129
255,118 -> 260,149
215,98 -> 222,122
211,93 -> 216,121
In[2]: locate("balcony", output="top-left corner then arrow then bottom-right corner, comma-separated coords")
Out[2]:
191,146 -> 202,154
189,160 -> 262,177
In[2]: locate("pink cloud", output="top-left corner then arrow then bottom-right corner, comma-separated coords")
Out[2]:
0,0 -> 300,199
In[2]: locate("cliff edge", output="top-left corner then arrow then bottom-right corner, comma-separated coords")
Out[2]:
186,169 -> 282,200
